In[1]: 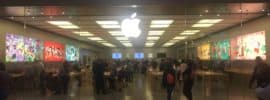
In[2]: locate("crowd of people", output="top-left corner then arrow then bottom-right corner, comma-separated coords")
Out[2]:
0,56 -> 270,100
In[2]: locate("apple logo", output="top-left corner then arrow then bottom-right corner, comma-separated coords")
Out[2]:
121,13 -> 141,38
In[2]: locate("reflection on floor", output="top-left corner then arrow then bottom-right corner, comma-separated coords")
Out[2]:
8,72 -> 257,100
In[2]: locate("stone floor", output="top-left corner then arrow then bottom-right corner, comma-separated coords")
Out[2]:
8,72 -> 258,100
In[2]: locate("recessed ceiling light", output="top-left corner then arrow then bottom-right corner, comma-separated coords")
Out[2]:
102,43 -> 116,47
198,19 -> 223,24
116,37 -> 129,40
168,40 -> 180,43
173,36 -> 187,40
151,20 -> 174,25
109,31 -> 124,36
122,43 -> 132,47
181,32 -> 197,35
163,43 -> 175,47
47,21 -> 73,25
73,31 -> 90,34
57,25 -> 79,29
145,42 -> 155,46
150,24 -> 170,28
79,33 -> 94,36
192,24 -> 213,27
147,37 -> 160,40
101,25 -> 121,28
88,37 -> 103,41
96,21 -> 119,25
148,31 -> 165,35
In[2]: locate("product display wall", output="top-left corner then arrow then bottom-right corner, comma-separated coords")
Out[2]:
5,33 -> 81,62
198,31 -> 266,61
6,34 -> 42,62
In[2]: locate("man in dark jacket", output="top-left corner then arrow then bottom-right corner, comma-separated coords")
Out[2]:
0,62 -> 10,100
162,61 -> 176,100
92,59 -> 106,94
183,59 -> 195,100
249,56 -> 270,100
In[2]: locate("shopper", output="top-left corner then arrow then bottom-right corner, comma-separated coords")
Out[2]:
162,61 -> 176,100
92,59 -> 106,94
249,56 -> 270,100
59,61 -> 70,94
183,59 -> 195,100
0,62 -> 10,100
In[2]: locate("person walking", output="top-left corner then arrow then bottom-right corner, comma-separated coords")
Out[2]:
162,61 -> 176,100
249,56 -> 270,100
183,59 -> 195,100
59,61 -> 70,94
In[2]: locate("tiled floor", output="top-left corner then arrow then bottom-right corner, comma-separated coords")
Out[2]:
8,72 -> 258,100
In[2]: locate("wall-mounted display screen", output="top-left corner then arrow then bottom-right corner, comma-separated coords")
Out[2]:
197,43 -> 210,60
6,34 -> 42,62
230,31 -> 266,60
44,41 -> 65,62
112,52 -> 122,59
212,39 -> 230,60
134,52 -> 144,59
66,45 -> 79,61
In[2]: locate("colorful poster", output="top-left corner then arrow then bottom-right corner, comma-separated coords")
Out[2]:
197,43 -> 210,60
212,39 -> 230,60
44,41 -> 65,62
6,34 -> 24,62
24,37 -> 43,62
6,34 -> 42,62
66,45 -> 79,61
230,31 -> 266,60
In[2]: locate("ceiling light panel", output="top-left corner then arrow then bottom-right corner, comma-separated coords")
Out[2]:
97,41 -> 107,43
198,19 -> 223,24
101,25 -> 121,28
119,41 -> 131,43
151,20 -> 174,25
88,37 -> 103,41
79,33 -> 94,36
102,43 -> 116,47
150,24 -> 170,28
96,21 -> 119,25
147,37 -> 160,40
116,37 -> 129,40
73,31 -> 90,34
145,42 -> 155,46
192,24 -> 214,27
148,31 -> 165,35
122,43 -> 133,47
57,25 -> 79,29
109,31 -> 124,36
47,21 -> 73,25
173,36 -> 187,40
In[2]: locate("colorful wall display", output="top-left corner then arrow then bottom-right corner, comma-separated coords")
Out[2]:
197,43 -> 210,60
6,34 -> 42,62
66,45 -> 79,61
230,31 -> 266,60
44,41 -> 65,62
212,39 -> 230,60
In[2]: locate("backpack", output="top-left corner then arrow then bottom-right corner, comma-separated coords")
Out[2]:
166,73 -> 175,85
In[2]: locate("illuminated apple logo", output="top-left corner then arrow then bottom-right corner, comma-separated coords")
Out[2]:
121,13 -> 141,38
